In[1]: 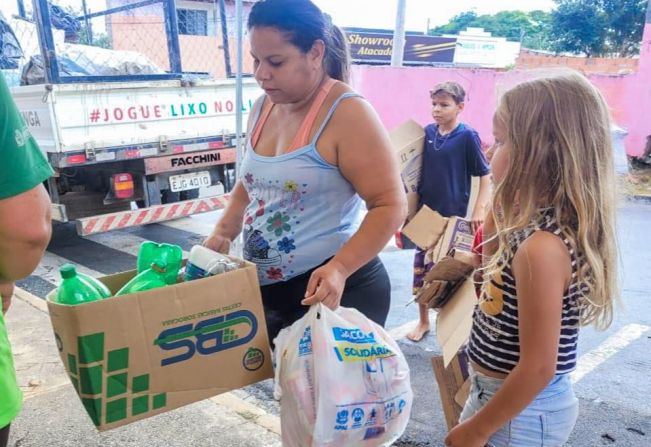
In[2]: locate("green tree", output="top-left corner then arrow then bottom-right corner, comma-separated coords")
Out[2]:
430,11 -> 478,35
602,0 -> 647,56
549,0 -> 647,56
428,10 -> 552,51
549,0 -> 607,56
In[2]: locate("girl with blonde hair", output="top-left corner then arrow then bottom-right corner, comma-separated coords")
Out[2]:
446,70 -> 618,446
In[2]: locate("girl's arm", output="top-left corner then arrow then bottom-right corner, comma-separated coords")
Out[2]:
445,231 -> 572,447
302,97 -> 407,309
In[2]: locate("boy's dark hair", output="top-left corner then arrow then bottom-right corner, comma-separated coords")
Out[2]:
430,81 -> 466,104
248,0 -> 350,83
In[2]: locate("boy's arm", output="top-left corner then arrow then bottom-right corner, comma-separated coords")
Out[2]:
466,130 -> 491,233
470,175 -> 490,233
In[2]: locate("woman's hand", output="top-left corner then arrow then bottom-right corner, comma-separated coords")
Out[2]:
203,232 -> 231,254
445,419 -> 490,447
301,260 -> 349,310
1,282 -> 15,314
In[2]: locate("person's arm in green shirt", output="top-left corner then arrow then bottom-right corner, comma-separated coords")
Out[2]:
0,74 -> 54,312
0,184 -> 52,283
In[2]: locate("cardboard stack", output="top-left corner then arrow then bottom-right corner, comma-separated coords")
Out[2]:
400,206 -> 477,429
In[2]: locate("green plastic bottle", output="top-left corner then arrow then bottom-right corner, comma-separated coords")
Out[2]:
77,272 -> 112,298
136,241 -> 182,285
116,260 -> 169,296
54,264 -> 104,305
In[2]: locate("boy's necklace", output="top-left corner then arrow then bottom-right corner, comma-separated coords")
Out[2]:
433,125 -> 456,151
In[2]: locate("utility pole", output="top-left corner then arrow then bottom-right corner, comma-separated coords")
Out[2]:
391,0 -> 406,67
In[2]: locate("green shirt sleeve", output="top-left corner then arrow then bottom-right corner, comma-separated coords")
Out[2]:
0,74 -> 54,200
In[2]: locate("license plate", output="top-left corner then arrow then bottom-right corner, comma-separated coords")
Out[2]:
169,171 -> 211,192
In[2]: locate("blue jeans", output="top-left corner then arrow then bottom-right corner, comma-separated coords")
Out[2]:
459,370 -> 579,446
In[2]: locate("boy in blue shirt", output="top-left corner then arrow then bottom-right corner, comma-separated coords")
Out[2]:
408,81 -> 490,342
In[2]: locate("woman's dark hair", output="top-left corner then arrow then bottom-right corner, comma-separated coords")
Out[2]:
248,0 -> 350,83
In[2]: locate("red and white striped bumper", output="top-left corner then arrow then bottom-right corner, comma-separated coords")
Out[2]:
75,194 -> 230,236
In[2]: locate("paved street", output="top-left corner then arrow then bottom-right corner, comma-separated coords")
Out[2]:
5,200 -> 650,446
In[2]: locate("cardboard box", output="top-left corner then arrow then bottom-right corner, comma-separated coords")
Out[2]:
435,278 -> 476,367
46,259 -> 273,431
403,205 -> 477,366
401,206 -> 474,262
389,120 -> 425,219
432,351 -> 471,430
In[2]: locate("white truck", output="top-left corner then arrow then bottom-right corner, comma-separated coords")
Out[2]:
13,78 -> 260,235
7,0 -> 261,236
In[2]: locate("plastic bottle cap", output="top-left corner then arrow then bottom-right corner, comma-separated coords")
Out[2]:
60,264 -> 77,279
151,260 -> 168,273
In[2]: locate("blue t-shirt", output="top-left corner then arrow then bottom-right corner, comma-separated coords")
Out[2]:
418,123 -> 489,218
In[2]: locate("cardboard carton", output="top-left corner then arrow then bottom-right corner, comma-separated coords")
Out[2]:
389,120 -> 425,219
417,255 -> 474,309
46,259 -> 273,431
432,351 -> 471,430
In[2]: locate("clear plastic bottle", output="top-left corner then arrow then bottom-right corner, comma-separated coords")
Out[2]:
53,264 -> 104,305
116,260 -> 169,296
184,245 -> 239,281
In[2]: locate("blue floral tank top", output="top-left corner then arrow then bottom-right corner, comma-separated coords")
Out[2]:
240,93 -> 363,285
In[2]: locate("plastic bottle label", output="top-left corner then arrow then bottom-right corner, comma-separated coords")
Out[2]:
185,262 -> 209,281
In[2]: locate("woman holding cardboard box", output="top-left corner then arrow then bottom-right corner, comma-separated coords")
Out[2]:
204,0 -> 406,343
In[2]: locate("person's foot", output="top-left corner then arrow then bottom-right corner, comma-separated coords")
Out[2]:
406,322 -> 430,342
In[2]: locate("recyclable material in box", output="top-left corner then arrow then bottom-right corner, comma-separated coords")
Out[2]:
46,257 -> 272,431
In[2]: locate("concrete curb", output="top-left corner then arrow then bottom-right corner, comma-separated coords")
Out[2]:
13,286 -> 48,313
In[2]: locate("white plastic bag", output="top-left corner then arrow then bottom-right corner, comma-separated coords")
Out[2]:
273,304 -> 413,447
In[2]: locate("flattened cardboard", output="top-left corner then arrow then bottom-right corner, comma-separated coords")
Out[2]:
389,120 -> 425,218
406,191 -> 420,221
430,217 -> 474,262
401,205 -> 447,250
435,278 -> 476,367
46,259 -> 273,431
418,256 -> 474,309
454,379 -> 471,408
431,351 -> 470,430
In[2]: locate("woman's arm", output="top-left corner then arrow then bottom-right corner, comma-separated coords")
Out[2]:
204,97 -> 265,253
303,97 -> 407,308
445,231 -> 572,447
204,180 -> 250,253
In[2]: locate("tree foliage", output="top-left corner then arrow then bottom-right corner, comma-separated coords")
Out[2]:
429,10 -> 552,51
429,0 -> 648,56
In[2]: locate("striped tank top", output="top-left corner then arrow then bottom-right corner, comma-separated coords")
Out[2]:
467,209 -> 587,374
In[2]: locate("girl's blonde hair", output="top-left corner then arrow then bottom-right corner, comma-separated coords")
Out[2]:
489,69 -> 618,330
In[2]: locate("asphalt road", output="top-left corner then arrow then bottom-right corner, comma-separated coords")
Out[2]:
10,200 -> 651,446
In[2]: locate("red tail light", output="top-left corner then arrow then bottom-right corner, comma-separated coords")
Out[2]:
112,173 -> 134,199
